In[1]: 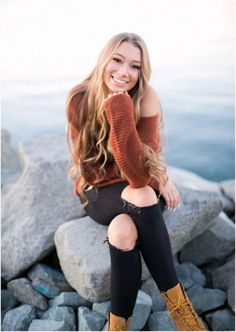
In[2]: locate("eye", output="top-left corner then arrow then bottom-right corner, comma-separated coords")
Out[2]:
112,57 -> 121,63
132,65 -> 141,70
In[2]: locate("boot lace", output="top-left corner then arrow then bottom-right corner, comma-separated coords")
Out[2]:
168,296 -> 202,328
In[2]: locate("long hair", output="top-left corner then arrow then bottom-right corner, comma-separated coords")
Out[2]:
66,32 -> 168,209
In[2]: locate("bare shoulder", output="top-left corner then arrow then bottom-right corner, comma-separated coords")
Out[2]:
140,83 -> 161,117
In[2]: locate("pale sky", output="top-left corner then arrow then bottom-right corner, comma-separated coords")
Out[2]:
1,0 -> 234,82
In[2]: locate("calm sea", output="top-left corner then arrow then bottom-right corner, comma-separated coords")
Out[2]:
2,63 -> 234,182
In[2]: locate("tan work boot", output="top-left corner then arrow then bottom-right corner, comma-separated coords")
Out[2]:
107,312 -> 132,331
160,283 -> 208,331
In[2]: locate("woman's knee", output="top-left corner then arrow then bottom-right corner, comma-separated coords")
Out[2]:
107,214 -> 138,250
121,185 -> 158,208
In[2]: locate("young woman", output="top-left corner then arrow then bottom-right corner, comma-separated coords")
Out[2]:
66,32 -> 208,331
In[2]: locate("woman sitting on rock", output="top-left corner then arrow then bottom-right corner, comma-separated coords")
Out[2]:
66,32 -> 208,331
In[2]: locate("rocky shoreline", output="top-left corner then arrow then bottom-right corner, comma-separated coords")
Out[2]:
1,129 -> 235,331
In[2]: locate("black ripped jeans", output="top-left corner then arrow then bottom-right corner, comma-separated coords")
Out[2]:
79,181 -> 179,319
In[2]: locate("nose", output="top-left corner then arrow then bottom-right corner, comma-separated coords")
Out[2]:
116,63 -> 130,77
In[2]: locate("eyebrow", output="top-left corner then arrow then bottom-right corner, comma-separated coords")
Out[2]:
113,52 -> 141,64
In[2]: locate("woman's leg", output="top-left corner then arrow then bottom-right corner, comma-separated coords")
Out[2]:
107,214 -> 142,320
80,185 -> 142,324
120,185 -> 208,331
121,185 -> 179,291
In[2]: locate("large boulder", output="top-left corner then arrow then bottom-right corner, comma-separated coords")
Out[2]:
179,212 -> 235,265
55,185 -> 223,302
167,166 -> 220,193
1,135 -> 83,281
219,179 -> 235,203
1,128 -> 22,196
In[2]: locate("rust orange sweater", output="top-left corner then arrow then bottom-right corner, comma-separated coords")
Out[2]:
69,92 -> 161,197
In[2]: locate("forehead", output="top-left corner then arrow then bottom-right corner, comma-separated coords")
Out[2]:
113,41 -> 141,62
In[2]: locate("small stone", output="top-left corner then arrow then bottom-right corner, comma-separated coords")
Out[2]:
227,277 -> 235,312
212,257 -> 235,290
41,305 -> 76,330
187,285 -> 227,314
205,308 -> 235,331
175,261 -> 206,289
148,311 -> 177,331
92,300 -> 111,318
28,319 -> 69,331
78,306 -> 106,331
49,291 -> 92,308
7,278 -> 48,310
1,289 -> 20,310
141,277 -> 166,312
27,263 -> 73,298
2,304 -> 36,331
129,290 -> 152,331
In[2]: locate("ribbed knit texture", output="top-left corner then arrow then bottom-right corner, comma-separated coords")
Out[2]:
104,94 -> 152,188
68,93 -> 161,195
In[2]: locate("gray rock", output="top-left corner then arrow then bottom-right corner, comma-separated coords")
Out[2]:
28,319 -> 69,331
1,289 -> 20,310
161,185 -> 223,253
175,261 -> 206,289
212,257 -> 235,290
1,129 -> 22,197
49,291 -> 92,308
102,321 -> 108,331
148,311 -> 177,331
205,309 -> 235,331
186,285 -> 227,314
141,277 -> 166,312
54,216 -> 110,302
41,305 -> 76,330
27,263 -> 73,298
7,278 -> 48,310
2,135 -> 83,281
221,194 -> 235,216
227,276 -> 235,312
180,212 -> 235,265
1,128 -> 21,173
168,166 -> 220,193
55,185 -> 222,302
2,304 -> 36,331
219,179 -> 235,203
129,290 -> 152,331
1,309 -> 12,325
92,300 -> 111,318
78,306 -> 106,331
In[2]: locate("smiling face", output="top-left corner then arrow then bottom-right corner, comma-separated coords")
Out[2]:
103,41 -> 142,94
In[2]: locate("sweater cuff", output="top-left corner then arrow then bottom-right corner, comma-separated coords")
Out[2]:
104,93 -> 133,112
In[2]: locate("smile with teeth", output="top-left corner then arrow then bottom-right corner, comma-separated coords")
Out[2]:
111,76 -> 128,85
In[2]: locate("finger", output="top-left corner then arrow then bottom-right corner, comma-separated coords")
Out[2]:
166,192 -> 175,210
163,193 -> 172,210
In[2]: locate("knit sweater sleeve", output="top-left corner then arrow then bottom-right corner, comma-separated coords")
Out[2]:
66,92 -> 84,143
104,93 -> 151,188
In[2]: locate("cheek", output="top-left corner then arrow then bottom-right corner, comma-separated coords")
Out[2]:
131,72 -> 140,84
105,62 -> 117,75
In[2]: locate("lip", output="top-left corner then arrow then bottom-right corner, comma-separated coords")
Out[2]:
111,75 -> 129,86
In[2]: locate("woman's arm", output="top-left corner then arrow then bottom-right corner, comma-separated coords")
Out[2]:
141,84 -> 181,210
104,92 -> 151,188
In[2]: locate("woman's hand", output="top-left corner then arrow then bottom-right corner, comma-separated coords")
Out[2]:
159,178 -> 181,211
104,91 -> 130,102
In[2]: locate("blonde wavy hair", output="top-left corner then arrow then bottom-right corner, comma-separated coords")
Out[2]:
66,32 -> 169,209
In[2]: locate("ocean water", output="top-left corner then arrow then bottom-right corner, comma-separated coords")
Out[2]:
2,64 -> 234,183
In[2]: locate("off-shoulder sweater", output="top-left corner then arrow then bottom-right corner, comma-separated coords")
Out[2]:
68,92 -> 161,197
